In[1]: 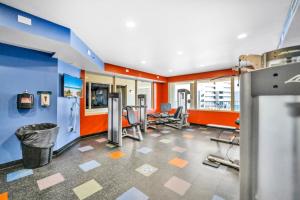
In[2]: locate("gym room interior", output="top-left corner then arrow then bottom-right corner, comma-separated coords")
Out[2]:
0,1 -> 299,200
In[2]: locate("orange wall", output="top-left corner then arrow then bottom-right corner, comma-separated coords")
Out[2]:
105,63 -> 167,82
80,64 -> 166,136
80,70 -> 105,136
167,69 -> 239,127
168,69 -> 237,82
188,110 -> 239,128
80,65 -> 239,136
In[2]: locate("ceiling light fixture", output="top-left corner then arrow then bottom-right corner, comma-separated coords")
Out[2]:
125,21 -> 136,28
177,51 -> 183,55
141,60 -> 146,64
237,33 -> 248,39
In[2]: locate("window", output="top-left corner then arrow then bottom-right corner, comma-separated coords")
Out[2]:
169,82 -> 192,109
137,81 -> 152,109
197,78 -> 231,110
86,83 -> 109,109
234,77 -> 240,111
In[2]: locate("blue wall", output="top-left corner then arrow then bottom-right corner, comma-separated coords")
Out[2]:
0,43 -> 58,164
56,60 -> 80,150
0,43 -> 81,165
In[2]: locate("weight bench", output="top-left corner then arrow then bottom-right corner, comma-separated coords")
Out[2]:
208,123 -> 239,146
203,120 -> 240,171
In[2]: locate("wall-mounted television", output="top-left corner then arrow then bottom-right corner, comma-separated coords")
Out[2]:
63,74 -> 83,98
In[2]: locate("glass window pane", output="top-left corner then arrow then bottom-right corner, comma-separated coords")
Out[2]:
234,77 -> 240,111
169,82 -> 191,109
137,81 -> 152,109
91,83 -> 109,109
197,79 -> 231,110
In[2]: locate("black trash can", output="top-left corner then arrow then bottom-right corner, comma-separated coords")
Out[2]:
16,123 -> 59,169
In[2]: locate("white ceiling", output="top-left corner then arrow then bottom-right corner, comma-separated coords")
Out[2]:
283,3 -> 300,48
0,0 -> 292,76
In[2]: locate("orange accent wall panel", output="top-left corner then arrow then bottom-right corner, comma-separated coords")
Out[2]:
105,63 -> 167,82
168,69 -> 237,82
154,82 -> 169,112
188,110 -> 240,128
0,192 -> 8,200
80,70 -> 130,136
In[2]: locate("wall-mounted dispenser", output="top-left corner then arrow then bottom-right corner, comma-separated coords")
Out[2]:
17,90 -> 34,109
37,91 -> 52,107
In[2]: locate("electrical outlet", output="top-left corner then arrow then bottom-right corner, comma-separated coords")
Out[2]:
68,127 -> 74,132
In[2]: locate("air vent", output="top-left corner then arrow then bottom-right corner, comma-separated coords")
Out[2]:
17,15 -> 32,26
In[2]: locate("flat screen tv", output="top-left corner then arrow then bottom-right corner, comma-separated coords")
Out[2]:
63,74 -> 83,98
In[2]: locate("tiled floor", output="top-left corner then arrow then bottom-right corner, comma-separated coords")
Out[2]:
0,125 -> 239,200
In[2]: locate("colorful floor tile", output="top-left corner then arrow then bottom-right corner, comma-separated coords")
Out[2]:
150,133 -> 161,137
108,151 -> 125,159
168,157 -> 189,168
116,187 -> 149,200
78,145 -> 94,152
0,192 -> 8,200
79,160 -> 101,172
160,130 -> 170,134
172,146 -> 187,153
183,133 -> 194,139
6,169 -> 33,182
37,173 -> 65,191
73,179 -> 102,200
185,128 -> 195,132
106,143 -> 116,148
159,139 -> 171,144
135,164 -> 158,177
95,138 -> 107,143
212,195 -> 225,200
164,176 -> 191,196
137,147 -> 153,154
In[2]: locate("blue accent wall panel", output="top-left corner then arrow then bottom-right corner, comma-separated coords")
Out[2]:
70,31 -> 104,70
0,3 -> 70,43
55,60 -> 81,150
0,3 -> 104,72
0,43 -> 58,164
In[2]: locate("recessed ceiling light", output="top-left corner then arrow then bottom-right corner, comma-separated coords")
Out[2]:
177,51 -> 183,55
168,69 -> 173,73
141,60 -> 146,64
125,21 -> 136,28
125,69 -> 130,72
237,33 -> 248,39
196,65 -> 205,68
157,76 -> 160,79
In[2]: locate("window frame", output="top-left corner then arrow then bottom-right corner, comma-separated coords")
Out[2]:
168,76 -> 240,112
136,80 -> 154,110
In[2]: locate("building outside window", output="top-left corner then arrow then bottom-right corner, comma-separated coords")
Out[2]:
197,78 -> 231,110
234,77 -> 240,111
137,81 -> 152,109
